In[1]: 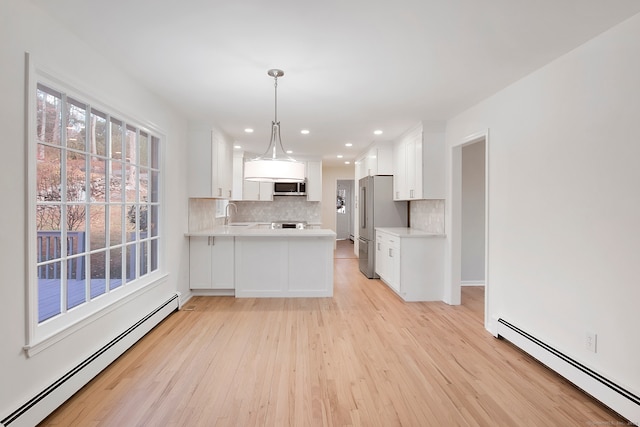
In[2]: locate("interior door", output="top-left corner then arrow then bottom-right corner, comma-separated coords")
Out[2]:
336,179 -> 353,240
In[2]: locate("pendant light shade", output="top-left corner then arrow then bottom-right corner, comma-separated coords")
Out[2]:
244,69 -> 306,182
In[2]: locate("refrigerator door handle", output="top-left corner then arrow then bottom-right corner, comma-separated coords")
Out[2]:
360,186 -> 366,229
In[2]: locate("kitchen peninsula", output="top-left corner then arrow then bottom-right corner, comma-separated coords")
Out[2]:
186,225 -> 336,298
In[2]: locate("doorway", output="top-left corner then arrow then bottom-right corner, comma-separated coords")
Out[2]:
336,179 -> 354,240
450,131 -> 489,329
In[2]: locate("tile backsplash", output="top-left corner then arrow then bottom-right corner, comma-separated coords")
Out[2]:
410,200 -> 445,234
189,198 -> 226,231
233,197 -> 321,223
190,197 -> 442,233
188,197 -> 321,231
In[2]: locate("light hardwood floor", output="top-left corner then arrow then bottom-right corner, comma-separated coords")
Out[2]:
40,243 -> 626,426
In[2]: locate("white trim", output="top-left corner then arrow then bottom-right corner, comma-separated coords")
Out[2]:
190,289 -> 235,297
24,274 -> 169,357
497,320 -> 640,425
460,281 -> 485,286
25,53 -> 168,352
448,130 -> 490,331
4,294 -> 179,427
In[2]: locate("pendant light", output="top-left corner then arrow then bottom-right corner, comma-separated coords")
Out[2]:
244,69 -> 306,182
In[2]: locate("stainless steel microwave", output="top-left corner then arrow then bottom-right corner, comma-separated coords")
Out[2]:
273,181 -> 307,196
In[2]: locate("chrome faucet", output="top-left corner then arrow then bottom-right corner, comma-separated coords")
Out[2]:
224,202 -> 238,225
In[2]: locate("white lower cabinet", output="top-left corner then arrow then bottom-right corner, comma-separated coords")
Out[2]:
234,236 -> 334,297
375,229 -> 444,301
375,232 -> 400,293
189,236 -> 234,290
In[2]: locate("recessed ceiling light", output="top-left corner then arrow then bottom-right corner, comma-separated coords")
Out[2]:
345,161 -> 351,165
345,143 -> 353,147
300,129 -> 310,135
337,155 -> 343,158
234,145 -> 242,149
374,130 -> 383,135
244,128 -> 254,133
286,150 -> 293,154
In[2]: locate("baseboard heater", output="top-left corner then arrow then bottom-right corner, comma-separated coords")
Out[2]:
1,293 -> 180,427
497,318 -> 639,425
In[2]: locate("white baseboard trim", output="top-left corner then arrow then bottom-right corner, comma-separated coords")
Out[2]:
1,293 -> 179,427
461,281 -> 485,286
190,289 -> 235,297
497,318 -> 639,425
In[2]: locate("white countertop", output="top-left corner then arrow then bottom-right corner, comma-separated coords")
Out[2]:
375,227 -> 446,238
186,224 -> 336,238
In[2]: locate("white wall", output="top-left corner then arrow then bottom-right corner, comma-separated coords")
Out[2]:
0,0 -> 189,419
461,141 -> 485,283
321,164 -> 355,231
446,13 -> 640,396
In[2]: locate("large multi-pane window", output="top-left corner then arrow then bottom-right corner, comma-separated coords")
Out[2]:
35,83 -> 160,324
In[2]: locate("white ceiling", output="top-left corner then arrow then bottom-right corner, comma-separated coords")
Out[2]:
34,0 -> 640,165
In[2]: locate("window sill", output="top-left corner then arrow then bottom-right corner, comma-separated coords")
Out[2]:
24,273 -> 169,358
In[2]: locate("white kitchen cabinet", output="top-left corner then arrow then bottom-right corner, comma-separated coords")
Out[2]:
356,142 -> 393,179
375,228 -> 444,301
188,125 -> 233,198
375,231 -> 400,293
189,236 -> 235,290
306,160 -> 322,201
234,235 -> 334,297
393,123 -> 445,200
243,180 -> 273,201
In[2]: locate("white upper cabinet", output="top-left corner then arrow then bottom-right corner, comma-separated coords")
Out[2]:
355,142 -> 393,179
393,122 -> 445,200
305,160 -> 322,201
188,125 -> 233,198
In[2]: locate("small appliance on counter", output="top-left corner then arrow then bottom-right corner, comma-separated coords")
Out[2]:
271,221 -> 308,229
358,175 -> 408,278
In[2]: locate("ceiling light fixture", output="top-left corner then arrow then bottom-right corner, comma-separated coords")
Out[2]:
300,129 -> 310,135
244,128 -> 254,133
374,130 -> 383,135
345,143 -> 353,147
244,69 -> 305,182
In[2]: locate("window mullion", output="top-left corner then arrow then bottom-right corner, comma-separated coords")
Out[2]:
60,93 -> 69,315
84,102 -> 91,304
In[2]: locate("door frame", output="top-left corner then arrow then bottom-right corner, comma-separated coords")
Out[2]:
335,179 -> 354,240
447,129 -> 492,333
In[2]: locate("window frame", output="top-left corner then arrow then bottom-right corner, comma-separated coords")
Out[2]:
25,55 -> 166,356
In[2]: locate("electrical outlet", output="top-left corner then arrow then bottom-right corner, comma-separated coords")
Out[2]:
586,331 -> 597,353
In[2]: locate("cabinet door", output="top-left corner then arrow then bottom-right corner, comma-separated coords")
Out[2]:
211,236 -> 234,289
375,233 -> 386,279
189,236 -> 212,289
215,131 -> 233,198
306,161 -> 322,201
259,182 -> 273,201
393,141 -> 407,200
406,137 -> 418,199
231,152 -> 244,200
387,239 -> 400,293
242,180 -> 260,201
188,128 -> 214,197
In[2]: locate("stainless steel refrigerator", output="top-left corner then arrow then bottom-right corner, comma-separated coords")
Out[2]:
358,175 -> 408,278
